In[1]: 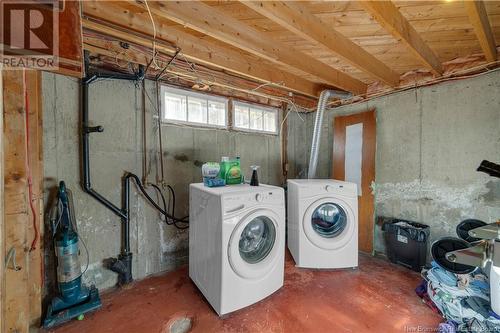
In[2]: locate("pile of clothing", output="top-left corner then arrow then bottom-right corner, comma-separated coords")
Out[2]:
416,262 -> 500,332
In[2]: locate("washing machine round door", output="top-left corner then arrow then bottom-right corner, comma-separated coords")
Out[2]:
303,197 -> 355,250
228,209 -> 281,279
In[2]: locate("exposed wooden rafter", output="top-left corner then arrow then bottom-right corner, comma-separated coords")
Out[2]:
360,0 -> 443,75
129,0 -> 367,95
82,33 -> 316,108
465,0 -> 497,62
240,1 -> 400,87
82,2 -> 321,98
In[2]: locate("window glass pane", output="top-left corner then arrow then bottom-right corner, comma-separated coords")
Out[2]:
249,108 -> 263,130
208,100 -> 226,126
161,86 -> 227,128
235,105 -> 249,128
187,97 -> 207,124
164,93 -> 186,121
263,111 -> 277,132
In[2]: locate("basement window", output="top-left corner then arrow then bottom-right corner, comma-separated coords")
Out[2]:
233,101 -> 278,134
160,86 -> 227,128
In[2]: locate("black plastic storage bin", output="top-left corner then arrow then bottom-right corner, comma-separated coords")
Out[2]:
382,218 -> 430,272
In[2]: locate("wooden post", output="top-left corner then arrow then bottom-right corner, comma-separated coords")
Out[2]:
0,64 -> 5,333
3,69 -> 30,333
2,69 -> 43,332
26,70 -> 43,327
280,103 -> 289,185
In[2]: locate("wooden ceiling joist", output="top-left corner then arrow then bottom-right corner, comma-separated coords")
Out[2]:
239,1 -> 400,87
134,0 -> 367,95
465,0 -> 497,62
83,18 -> 320,98
360,0 -> 443,75
82,34 -> 315,108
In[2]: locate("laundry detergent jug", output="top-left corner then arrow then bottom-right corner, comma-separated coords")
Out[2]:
218,157 -> 243,185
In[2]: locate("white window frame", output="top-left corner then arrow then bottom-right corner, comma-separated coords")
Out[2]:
160,85 -> 228,129
232,101 -> 279,135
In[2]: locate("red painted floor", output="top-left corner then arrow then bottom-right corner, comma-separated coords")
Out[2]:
49,252 -> 441,333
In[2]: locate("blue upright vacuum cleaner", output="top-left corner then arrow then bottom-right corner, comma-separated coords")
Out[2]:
43,181 -> 102,328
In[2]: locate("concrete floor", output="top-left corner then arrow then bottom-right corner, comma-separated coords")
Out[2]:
49,253 -> 441,333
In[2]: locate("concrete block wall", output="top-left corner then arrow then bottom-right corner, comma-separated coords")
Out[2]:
287,70 -> 500,255
42,74 -> 282,291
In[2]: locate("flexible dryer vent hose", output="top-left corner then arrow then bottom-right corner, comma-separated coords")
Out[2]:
307,90 -> 351,179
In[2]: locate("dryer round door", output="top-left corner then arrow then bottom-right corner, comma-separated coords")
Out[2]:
303,197 -> 355,250
228,209 -> 281,279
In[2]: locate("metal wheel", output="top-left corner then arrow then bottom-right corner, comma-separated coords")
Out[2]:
431,237 -> 476,274
456,219 -> 487,243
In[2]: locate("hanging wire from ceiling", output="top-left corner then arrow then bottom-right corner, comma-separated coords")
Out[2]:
142,0 -> 160,69
23,72 -> 39,252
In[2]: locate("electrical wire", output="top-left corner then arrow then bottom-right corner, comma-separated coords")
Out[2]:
50,195 -> 90,278
143,0 -> 160,69
251,81 -> 285,92
155,81 -> 165,184
78,232 -> 90,276
325,62 -> 500,110
23,72 -> 39,252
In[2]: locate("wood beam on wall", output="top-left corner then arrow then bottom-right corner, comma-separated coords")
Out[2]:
0,64 -> 4,333
360,0 -> 443,75
3,69 -> 30,333
465,0 -> 498,62
2,69 -> 43,332
128,0 -> 367,95
26,71 -> 43,327
240,1 -> 400,87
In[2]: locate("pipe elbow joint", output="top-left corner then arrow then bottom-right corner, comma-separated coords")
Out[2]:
83,182 -> 92,193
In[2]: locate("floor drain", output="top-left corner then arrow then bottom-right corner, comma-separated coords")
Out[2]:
169,316 -> 192,333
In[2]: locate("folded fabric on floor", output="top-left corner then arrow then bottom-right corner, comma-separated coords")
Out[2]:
438,320 -> 457,333
419,261 -> 500,331
416,279 -> 442,315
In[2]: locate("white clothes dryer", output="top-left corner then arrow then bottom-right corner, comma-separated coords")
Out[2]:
287,179 -> 358,269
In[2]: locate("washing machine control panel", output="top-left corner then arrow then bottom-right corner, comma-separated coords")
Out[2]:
223,190 -> 283,213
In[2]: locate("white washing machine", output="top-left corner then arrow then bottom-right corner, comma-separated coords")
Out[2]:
189,183 -> 285,316
287,179 -> 358,269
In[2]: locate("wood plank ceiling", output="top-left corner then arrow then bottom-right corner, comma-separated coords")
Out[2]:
81,0 -> 500,102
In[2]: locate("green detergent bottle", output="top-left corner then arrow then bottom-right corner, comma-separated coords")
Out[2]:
219,156 -> 243,185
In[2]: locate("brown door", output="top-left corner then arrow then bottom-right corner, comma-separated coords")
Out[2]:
332,109 -> 376,253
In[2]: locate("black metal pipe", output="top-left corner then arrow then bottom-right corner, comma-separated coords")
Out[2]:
123,176 -> 131,254
82,77 -> 126,219
81,56 -> 144,285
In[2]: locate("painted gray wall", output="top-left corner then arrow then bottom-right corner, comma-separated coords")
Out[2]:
287,70 -> 500,255
43,69 -> 499,292
42,73 -> 282,291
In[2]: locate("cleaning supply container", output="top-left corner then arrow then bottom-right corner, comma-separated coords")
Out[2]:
202,162 -> 225,187
218,156 -> 243,185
